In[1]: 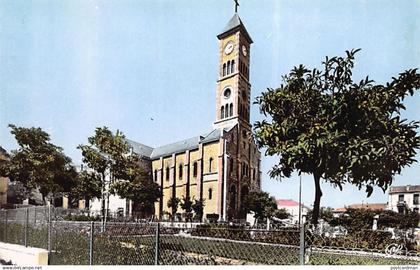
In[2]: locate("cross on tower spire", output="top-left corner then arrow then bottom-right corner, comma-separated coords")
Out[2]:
234,0 -> 240,13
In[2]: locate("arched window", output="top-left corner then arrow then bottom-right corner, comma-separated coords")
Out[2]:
209,157 -> 213,172
154,170 -> 158,182
166,167 -> 170,181
231,60 -> 235,74
208,188 -> 213,200
193,162 -> 198,177
227,61 -> 231,75
229,103 -> 233,117
230,159 -> 234,173
179,164 -> 183,180
223,63 -> 226,76
221,106 -> 225,119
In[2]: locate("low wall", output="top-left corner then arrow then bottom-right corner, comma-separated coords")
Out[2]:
0,242 -> 48,265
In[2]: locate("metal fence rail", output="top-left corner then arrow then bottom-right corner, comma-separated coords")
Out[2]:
0,206 -> 419,265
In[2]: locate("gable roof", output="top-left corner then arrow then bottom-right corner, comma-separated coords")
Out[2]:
217,13 -> 253,43
150,136 -> 201,159
127,129 -> 222,160
126,139 -> 154,158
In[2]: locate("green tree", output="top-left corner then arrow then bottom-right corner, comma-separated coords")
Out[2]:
180,196 -> 193,221
330,208 -> 377,232
243,191 -> 278,225
0,125 -> 77,204
6,181 -> 29,204
331,208 -> 420,231
274,208 -> 291,220
78,127 -> 159,220
78,127 -> 132,220
167,197 -> 181,220
112,156 -> 161,219
70,170 -> 102,208
255,49 -> 420,225
378,209 -> 420,229
191,198 -> 205,222
307,207 -> 335,224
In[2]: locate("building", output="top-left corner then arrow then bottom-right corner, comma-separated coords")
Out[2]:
90,10 -> 262,222
332,203 -> 387,217
388,185 -> 420,214
0,147 -> 9,206
276,199 -> 310,224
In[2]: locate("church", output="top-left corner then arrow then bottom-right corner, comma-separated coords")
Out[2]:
91,8 -> 262,222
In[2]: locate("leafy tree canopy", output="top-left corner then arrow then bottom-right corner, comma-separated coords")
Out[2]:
191,198 -> 205,222
243,191 -> 278,223
330,208 -> 420,231
255,49 -> 420,225
180,196 -> 194,221
112,157 -> 161,217
70,170 -> 102,202
0,124 -> 77,203
274,208 -> 291,220
78,127 -> 130,180
167,197 -> 181,220
78,127 -> 160,218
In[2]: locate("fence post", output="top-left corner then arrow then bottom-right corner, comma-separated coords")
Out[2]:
24,208 -> 29,247
154,222 -> 160,265
48,205 -> 52,255
4,210 -> 7,242
89,221 -> 94,265
299,221 -> 305,265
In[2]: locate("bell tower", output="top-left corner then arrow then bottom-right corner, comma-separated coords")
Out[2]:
213,11 -> 253,131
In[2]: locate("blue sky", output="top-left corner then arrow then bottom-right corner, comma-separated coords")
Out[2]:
0,0 -> 419,208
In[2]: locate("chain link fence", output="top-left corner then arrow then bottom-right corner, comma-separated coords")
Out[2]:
0,206 -> 419,265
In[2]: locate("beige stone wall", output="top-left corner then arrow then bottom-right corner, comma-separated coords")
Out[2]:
0,177 -> 7,205
203,180 -> 219,216
203,142 -> 219,174
202,142 -> 220,217
147,134 -> 260,221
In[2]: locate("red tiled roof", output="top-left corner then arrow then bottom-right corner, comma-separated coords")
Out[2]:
277,199 -> 309,209
333,203 -> 387,213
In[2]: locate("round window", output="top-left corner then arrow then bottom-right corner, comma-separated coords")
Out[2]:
223,88 -> 231,98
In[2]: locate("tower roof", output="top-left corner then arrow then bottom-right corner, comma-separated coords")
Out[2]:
217,13 -> 253,43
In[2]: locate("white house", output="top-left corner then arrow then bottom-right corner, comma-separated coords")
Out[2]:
276,199 -> 310,224
388,185 -> 420,214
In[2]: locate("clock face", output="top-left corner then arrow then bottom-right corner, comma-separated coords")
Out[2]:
242,45 -> 247,56
224,41 -> 234,55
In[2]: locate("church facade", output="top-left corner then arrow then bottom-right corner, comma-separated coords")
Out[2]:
90,12 -> 262,222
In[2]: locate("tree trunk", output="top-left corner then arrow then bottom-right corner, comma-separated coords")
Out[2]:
312,173 -> 323,226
